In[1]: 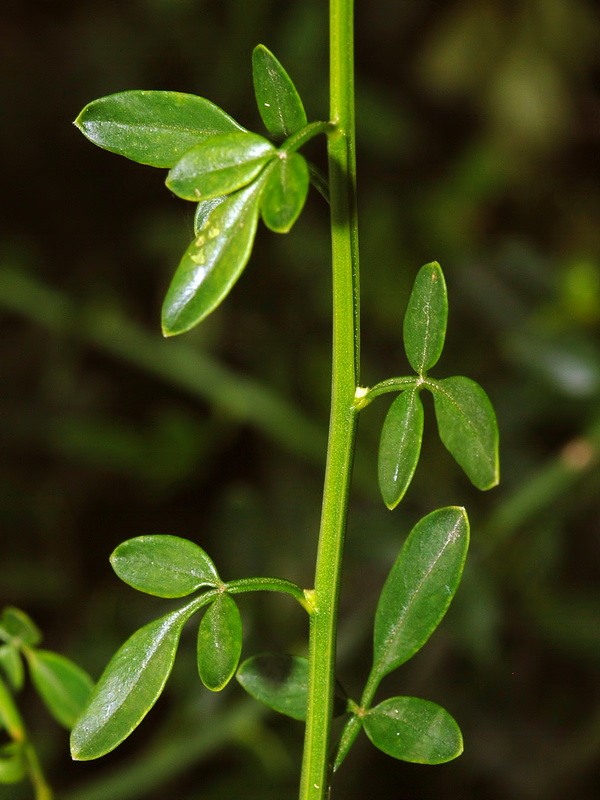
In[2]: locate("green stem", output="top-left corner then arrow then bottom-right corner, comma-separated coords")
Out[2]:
226,577 -> 313,613
355,376 -> 421,409
333,666 -> 380,771
281,120 -> 334,154
23,742 -> 54,800
300,0 -> 360,797
0,677 -> 53,799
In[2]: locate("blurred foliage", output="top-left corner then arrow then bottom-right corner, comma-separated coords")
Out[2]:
1,0 -> 600,798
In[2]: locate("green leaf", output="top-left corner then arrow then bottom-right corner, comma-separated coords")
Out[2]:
197,594 -> 242,691
166,132 -> 275,201
0,743 -> 26,784
74,90 -> 245,168
403,262 -> 448,374
25,649 -> 93,729
194,196 -> 228,235
364,696 -> 463,764
161,178 -> 266,336
252,44 -> 308,140
378,388 -> 424,509
110,535 -> 220,598
0,607 -> 41,648
261,152 -> 309,233
429,376 -> 499,490
236,653 -> 346,721
0,676 -> 25,740
237,654 -> 309,720
372,507 -> 469,683
70,604 -> 195,760
0,645 -> 23,691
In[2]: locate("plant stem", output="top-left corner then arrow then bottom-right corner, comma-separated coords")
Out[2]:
300,0 -> 360,797
226,576 -> 314,613
24,742 -> 54,800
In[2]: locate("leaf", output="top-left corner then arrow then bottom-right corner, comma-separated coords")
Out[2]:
197,594 -> 242,691
261,152 -> 310,233
110,535 -> 220,597
0,607 -> 41,648
237,654 -> 308,720
429,376 -> 499,490
70,604 -> 195,760
74,90 -> 245,168
363,696 -> 463,764
161,178 -> 266,336
378,388 -> 424,509
236,653 -> 346,721
0,645 -> 23,691
252,44 -> 308,140
25,649 -> 94,729
166,132 -> 275,201
0,676 -> 25,740
0,743 -> 26,784
372,507 -> 469,683
403,262 -> 448,374
194,196 -> 228,235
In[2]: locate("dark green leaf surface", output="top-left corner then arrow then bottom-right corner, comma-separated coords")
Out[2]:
403,262 -> 447,374
252,44 -> 308,140
74,91 -> 245,168
378,388 -> 424,509
25,649 -> 93,729
429,376 -> 499,490
373,507 -> 469,682
0,645 -> 23,691
166,132 -> 275,201
70,605 -> 194,760
110,535 -> 220,597
161,178 -> 266,336
0,743 -> 26,784
236,654 -> 310,721
364,696 -> 463,764
261,152 -> 309,232
197,594 -> 242,691
0,608 -> 41,648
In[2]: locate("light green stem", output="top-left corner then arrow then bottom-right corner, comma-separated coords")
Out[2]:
226,576 -> 314,613
299,0 -> 360,797
0,677 -> 53,800
24,742 -> 54,800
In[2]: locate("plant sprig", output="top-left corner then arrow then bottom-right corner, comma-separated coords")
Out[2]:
0,607 -> 94,800
70,17 -> 499,800
74,45 -> 329,337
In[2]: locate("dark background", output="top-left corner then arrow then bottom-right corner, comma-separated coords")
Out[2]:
2,1 -> 600,798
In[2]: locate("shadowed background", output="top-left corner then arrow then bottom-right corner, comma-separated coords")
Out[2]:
2,0 -> 600,798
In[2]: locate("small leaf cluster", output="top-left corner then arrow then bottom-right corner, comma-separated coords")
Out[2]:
237,508 -> 468,766
370,261 -> 500,509
0,607 -> 93,786
74,45 -> 323,337
70,535 -> 307,760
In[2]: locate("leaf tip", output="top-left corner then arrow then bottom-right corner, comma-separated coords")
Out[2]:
160,313 -> 182,338
69,730 -> 89,762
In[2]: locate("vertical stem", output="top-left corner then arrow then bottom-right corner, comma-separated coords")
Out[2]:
24,742 -> 54,800
0,677 -> 53,800
300,0 -> 359,798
